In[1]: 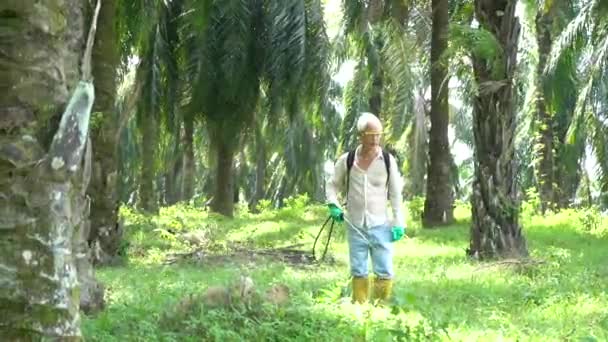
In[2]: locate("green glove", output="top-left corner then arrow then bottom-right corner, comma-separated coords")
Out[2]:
391,226 -> 405,242
327,203 -> 344,222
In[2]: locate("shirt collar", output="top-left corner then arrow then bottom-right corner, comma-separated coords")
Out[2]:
355,145 -> 384,159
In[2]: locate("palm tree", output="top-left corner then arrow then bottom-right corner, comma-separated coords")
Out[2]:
468,0 -> 528,259
514,0 -> 580,211
423,0 -> 455,227
187,0 -> 330,216
133,0 -> 184,213
0,0 -> 102,337
88,0 -> 124,264
547,0 -> 608,208
533,3 -> 558,212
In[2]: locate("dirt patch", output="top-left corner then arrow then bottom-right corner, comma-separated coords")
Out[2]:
163,243 -> 337,268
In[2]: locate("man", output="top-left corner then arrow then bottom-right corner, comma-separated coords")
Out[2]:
326,112 -> 405,304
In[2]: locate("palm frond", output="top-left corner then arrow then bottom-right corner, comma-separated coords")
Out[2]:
340,61 -> 369,153
265,0 -> 307,117
452,103 -> 473,148
545,0 -> 597,74
448,23 -> 504,78
587,110 -> 608,205
341,0 -> 365,35
299,0 -> 332,119
189,0 -> 261,142
381,20 -> 417,142
117,0 -> 158,63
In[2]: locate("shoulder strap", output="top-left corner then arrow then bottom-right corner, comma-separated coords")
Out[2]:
345,150 -> 355,200
346,150 -> 356,172
382,150 -> 390,186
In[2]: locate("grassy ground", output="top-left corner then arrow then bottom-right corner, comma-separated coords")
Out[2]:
82,198 -> 608,341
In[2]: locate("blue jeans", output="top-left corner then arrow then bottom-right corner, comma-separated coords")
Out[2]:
347,222 -> 394,279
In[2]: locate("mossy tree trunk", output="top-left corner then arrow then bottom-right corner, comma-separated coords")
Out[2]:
0,0 -> 101,338
468,0 -> 528,259
88,0 -> 123,266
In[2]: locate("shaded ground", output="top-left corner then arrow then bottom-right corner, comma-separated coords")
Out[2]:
163,242 -> 339,267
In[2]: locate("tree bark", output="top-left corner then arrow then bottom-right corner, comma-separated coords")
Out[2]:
367,0 -> 385,24
88,0 -> 123,267
534,9 -> 555,213
0,0 -> 95,337
368,35 -> 384,116
369,72 -> 383,117
249,124 -> 267,212
405,93 -> 428,198
390,0 -> 410,26
423,0 -> 455,227
468,0 -> 527,259
554,130 -> 583,208
139,116 -> 159,213
181,116 -> 195,201
211,139 -> 236,217
164,127 -> 183,205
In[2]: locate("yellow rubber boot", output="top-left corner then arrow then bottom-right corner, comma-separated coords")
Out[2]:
352,277 -> 369,304
372,278 -> 393,302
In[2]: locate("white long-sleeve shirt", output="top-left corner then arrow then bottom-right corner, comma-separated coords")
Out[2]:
326,146 -> 405,228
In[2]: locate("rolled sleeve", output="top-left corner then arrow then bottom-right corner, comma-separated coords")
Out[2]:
326,153 -> 348,207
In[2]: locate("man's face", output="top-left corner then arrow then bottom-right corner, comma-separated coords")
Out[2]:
360,121 -> 382,148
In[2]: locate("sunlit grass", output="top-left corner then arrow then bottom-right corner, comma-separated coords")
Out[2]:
83,199 -> 608,341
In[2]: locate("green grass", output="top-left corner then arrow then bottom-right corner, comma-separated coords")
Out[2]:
83,199 -> 608,341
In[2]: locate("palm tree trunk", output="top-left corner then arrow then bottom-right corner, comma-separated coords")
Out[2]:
181,116 -> 195,201
88,0 -> 122,266
368,35 -> 384,116
554,136 -> 584,208
578,164 -> 593,207
0,1 -> 92,337
164,128 -> 183,205
405,93 -> 428,198
249,124 -> 267,212
369,72 -> 383,116
139,116 -> 159,213
555,162 -> 581,207
423,0 -> 455,227
390,0 -> 409,25
534,10 -> 555,213
211,139 -> 236,217
468,0 -> 527,259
